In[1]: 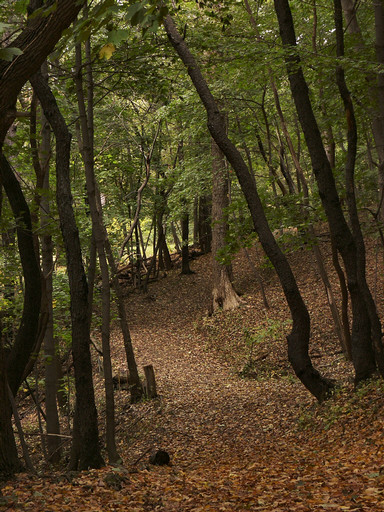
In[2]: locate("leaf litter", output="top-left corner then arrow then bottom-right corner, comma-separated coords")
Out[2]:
2,237 -> 384,511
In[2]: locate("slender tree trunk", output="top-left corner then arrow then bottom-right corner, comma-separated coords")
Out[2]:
157,218 -> 173,271
246,0 -> 347,355
0,156 -> 42,396
373,0 -> 384,222
340,0 -> 384,222
309,227 -> 351,359
30,77 -> 62,464
87,234 -> 97,327
38,96 -> 62,463
181,211 -> 193,274
198,195 -> 212,254
30,70 -> 104,471
193,196 -> 199,247
163,14 -> 333,402
171,222 -> 181,253
75,41 -> 143,404
331,240 -> 352,358
334,0 -> 384,374
75,41 -> 120,464
273,0 -> 379,383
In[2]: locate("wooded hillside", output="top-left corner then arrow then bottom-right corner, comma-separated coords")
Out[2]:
0,1 -> 384,504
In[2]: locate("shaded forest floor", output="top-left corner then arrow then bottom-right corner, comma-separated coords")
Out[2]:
3,234 -> 384,511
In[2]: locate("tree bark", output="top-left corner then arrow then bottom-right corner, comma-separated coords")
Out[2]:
334,0 -> 384,375
0,156 -> 42,396
211,134 -> 241,312
30,70 -> 104,470
75,40 -> 120,464
31,85 -> 62,463
181,211 -> 193,274
0,0 -> 85,143
198,195 -> 212,254
163,14 -> 333,402
143,365 -> 157,399
273,0 -> 379,383
0,328 -> 22,477
340,0 -> 384,222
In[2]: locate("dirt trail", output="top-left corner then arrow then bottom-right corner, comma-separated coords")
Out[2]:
105,249 -> 384,511
6,246 -> 384,512
117,255 -> 309,466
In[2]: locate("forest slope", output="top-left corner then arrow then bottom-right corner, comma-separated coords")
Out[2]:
2,236 -> 384,511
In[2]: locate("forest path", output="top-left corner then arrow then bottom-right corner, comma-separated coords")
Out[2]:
118,252 -> 307,465
7,246 -> 384,512
106,248 -> 384,511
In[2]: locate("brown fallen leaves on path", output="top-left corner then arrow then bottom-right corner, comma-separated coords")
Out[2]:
2,241 -> 384,511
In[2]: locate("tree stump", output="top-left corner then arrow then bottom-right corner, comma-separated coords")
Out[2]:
143,365 -> 157,398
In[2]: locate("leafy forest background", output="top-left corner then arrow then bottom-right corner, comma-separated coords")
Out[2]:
1,0 -> 384,483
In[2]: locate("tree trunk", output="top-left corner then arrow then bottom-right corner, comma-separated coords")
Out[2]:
30,70 -> 104,471
0,1 -> 85,143
74,42 -> 143,403
87,234 -> 97,327
38,96 -> 62,463
211,135 -> 241,312
163,14 -> 333,402
143,365 -> 157,399
0,156 -> 42,396
0,327 -> 22,477
198,195 -> 212,254
75,41 -> 120,464
373,0 -> 384,222
246,0 -> 347,357
340,0 -> 384,222
334,0 -> 384,375
157,219 -> 173,271
273,0 -> 379,383
193,196 -> 199,247
181,211 -> 193,274
171,222 -> 181,253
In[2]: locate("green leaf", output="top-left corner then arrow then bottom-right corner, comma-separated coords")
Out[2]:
107,29 -> 130,45
28,2 -> 58,20
0,47 -> 23,62
0,22 -> 10,33
126,2 -> 145,21
14,0 -> 29,15
131,9 -> 145,27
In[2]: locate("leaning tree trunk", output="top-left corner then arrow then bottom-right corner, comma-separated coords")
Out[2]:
0,151 -> 44,474
273,0 -> 379,383
334,0 -> 384,375
211,134 -> 241,312
246,0 -> 349,357
0,324 -> 22,477
0,156 -> 42,396
340,0 -> 384,223
163,14 -> 333,402
30,70 -> 104,471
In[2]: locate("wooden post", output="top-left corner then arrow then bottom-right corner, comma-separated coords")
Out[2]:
143,365 -> 157,399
